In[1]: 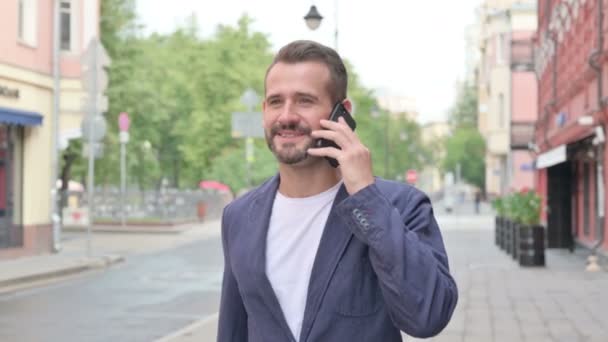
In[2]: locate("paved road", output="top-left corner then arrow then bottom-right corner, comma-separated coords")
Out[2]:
4,210 -> 608,342
0,234 -> 224,342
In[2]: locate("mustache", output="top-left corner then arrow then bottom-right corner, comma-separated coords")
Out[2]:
269,123 -> 312,137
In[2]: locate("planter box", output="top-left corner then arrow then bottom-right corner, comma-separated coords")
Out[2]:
518,225 -> 545,267
495,216 -> 503,247
512,222 -> 519,260
504,219 -> 513,254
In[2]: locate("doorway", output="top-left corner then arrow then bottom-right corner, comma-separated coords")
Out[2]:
547,161 -> 574,249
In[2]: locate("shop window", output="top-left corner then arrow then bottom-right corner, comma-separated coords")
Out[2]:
0,125 -> 23,249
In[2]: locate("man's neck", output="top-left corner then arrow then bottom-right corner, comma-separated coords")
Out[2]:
277,161 -> 341,198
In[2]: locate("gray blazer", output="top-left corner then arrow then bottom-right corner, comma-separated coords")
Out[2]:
217,175 -> 458,341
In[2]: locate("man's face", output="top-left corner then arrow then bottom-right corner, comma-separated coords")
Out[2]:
263,61 -> 333,166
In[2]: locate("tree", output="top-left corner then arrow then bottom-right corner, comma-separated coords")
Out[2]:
442,80 -> 485,190
442,127 -> 485,190
449,81 -> 478,129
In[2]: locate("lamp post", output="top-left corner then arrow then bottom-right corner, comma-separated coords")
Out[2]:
118,112 -> 130,227
304,1 -> 339,50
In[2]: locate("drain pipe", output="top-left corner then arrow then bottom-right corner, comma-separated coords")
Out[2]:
586,0 -> 605,272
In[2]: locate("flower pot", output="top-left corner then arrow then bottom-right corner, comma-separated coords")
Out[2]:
495,216 -> 503,247
518,225 -> 545,267
504,219 -> 513,255
512,222 -> 520,260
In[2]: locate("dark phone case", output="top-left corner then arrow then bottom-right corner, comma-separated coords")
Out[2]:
314,103 -> 357,168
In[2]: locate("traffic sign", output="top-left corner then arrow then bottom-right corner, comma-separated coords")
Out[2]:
81,38 -> 111,91
406,169 -> 418,184
81,115 -> 107,142
80,95 -> 108,113
119,112 -> 130,132
82,142 -> 104,159
240,88 -> 260,111
231,111 -> 264,138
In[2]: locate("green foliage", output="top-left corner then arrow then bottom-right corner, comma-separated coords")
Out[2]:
492,197 -> 505,217
76,0 -> 432,194
449,82 -> 478,129
442,127 -> 485,189
442,81 -> 485,190
497,190 -> 542,225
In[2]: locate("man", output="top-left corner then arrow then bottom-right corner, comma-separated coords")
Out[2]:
217,40 -> 457,342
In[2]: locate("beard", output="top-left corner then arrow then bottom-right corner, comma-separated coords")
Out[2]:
265,122 -> 315,165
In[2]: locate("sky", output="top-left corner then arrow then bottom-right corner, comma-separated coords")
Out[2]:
136,0 -> 481,124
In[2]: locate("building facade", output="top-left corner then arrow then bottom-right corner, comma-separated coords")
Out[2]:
0,0 -> 99,258
476,1 -> 538,198
534,0 -> 608,252
419,121 -> 450,197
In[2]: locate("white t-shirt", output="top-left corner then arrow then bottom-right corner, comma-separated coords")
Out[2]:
266,181 -> 342,341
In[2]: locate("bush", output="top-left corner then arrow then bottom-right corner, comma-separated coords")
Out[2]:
494,188 -> 542,225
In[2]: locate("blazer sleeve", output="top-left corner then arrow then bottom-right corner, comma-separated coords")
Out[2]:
336,183 -> 458,338
217,208 -> 248,342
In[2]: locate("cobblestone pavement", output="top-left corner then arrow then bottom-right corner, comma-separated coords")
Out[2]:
411,214 -> 608,342
163,214 -> 608,342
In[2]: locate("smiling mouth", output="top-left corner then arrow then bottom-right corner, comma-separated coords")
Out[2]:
276,132 -> 306,138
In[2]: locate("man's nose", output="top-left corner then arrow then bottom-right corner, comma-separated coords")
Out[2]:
277,103 -> 299,124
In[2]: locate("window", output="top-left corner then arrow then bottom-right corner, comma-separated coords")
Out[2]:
0,126 -> 24,249
496,34 -> 506,64
60,1 -> 72,51
18,0 -> 24,40
498,93 -> 505,128
17,0 -> 37,46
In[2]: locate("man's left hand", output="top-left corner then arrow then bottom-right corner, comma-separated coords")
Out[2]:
308,117 -> 375,195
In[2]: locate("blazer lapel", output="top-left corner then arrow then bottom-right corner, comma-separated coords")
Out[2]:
299,184 -> 353,342
247,175 -> 296,340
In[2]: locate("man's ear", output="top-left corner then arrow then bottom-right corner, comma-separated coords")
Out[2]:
342,99 -> 353,114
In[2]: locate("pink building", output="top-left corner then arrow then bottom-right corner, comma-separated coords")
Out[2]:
0,0 -> 99,258
477,1 -> 538,197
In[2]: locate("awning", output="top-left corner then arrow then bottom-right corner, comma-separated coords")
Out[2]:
0,106 -> 43,126
536,144 -> 567,169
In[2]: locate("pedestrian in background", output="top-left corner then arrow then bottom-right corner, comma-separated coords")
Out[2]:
474,190 -> 481,214
217,40 -> 458,342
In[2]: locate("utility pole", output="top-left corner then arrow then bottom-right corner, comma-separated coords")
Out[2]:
50,0 -> 62,252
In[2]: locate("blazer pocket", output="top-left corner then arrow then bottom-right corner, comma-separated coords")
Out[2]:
333,257 -> 383,317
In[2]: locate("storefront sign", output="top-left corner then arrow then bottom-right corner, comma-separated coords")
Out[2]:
536,144 -> 567,169
0,85 -> 19,99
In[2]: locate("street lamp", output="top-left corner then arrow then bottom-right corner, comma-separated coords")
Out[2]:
304,1 -> 339,50
304,5 -> 323,30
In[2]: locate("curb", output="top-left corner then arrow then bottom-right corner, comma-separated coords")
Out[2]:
63,226 -> 191,235
0,254 -> 124,292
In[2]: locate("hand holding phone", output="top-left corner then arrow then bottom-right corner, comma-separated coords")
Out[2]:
314,102 -> 357,167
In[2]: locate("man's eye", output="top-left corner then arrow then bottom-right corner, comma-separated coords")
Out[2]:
299,98 -> 313,104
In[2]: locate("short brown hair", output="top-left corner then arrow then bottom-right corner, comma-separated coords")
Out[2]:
265,40 -> 348,104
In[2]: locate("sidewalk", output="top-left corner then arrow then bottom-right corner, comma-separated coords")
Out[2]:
0,219 -> 222,295
158,214 -> 608,342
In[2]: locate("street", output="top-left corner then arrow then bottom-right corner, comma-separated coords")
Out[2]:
0,228 -> 224,342
1,202 -> 608,342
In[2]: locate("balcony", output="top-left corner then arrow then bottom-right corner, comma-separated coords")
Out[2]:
510,122 -> 535,150
511,39 -> 534,72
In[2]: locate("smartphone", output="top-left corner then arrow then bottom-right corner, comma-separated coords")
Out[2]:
314,102 -> 357,168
